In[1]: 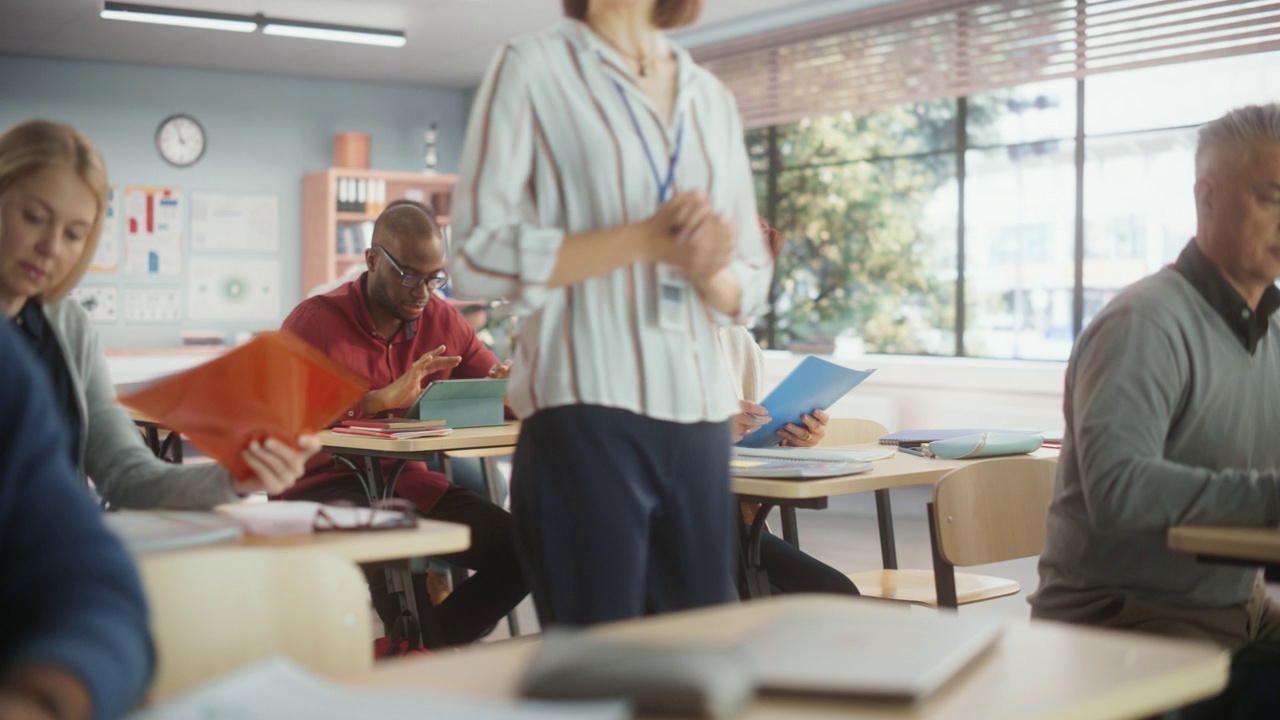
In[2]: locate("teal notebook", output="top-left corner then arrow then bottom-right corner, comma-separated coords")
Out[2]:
411,378 -> 508,428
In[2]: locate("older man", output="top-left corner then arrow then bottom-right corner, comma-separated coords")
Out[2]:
282,202 -> 525,646
1030,104 -> 1280,713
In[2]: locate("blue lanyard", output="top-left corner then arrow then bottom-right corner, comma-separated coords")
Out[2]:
614,80 -> 684,206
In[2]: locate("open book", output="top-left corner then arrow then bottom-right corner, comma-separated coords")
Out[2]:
729,447 -> 879,478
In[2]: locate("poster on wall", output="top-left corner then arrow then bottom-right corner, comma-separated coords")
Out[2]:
190,192 -> 279,253
188,257 -> 280,322
88,186 -> 121,272
123,186 -> 183,275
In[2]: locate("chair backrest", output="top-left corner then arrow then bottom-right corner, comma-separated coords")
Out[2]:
138,548 -> 373,702
931,457 -> 1058,567
818,418 -> 890,447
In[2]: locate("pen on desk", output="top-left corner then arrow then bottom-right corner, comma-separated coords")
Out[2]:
899,445 -> 930,457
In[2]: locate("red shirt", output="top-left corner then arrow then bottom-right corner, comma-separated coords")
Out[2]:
280,275 -> 499,510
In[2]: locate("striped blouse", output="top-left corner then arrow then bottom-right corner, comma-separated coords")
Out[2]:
451,19 -> 773,424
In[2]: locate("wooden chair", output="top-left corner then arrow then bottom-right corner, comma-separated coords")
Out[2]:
138,548 -> 373,702
818,418 -> 889,447
847,456 -> 1057,608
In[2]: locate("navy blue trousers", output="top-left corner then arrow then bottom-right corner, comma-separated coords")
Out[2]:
511,405 -> 735,627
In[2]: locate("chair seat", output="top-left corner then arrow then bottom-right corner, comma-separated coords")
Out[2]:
847,569 -> 1019,607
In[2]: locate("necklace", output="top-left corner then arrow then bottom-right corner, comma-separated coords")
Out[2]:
596,30 -> 654,77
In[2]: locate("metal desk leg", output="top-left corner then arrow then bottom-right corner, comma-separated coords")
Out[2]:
477,456 -> 521,637
143,426 -> 162,456
780,506 -> 800,547
875,488 -> 898,569
159,430 -> 183,463
738,502 -> 776,599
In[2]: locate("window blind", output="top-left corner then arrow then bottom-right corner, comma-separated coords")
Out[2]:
693,0 -> 1280,129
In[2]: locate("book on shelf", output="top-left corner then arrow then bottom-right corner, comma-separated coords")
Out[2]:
331,426 -> 453,440
341,417 -> 445,430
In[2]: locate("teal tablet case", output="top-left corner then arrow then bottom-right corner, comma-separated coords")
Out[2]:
412,378 -> 508,428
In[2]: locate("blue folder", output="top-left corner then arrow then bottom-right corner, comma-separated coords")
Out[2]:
736,356 -> 875,448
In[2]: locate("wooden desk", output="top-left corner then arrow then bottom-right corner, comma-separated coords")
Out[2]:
319,423 -> 519,503
733,445 -> 1058,574
241,519 -> 470,564
1168,525 -> 1280,570
342,595 -> 1228,720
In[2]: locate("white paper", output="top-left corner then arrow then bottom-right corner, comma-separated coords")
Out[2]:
213,501 -> 412,537
123,186 -> 183,275
128,656 -> 630,720
190,192 -> 279,253
89,186 -> 121,272
188,257 -> 280,321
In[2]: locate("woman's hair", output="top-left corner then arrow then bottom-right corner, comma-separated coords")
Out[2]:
0,120 -> 109,304
562,0 -> 703,30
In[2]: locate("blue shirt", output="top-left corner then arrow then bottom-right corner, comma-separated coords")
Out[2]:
0,319 -> 154,719
14,298 -> 83,468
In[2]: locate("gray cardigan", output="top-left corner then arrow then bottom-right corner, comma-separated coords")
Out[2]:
1030,265 -> 1280,620
43,299 -> 239,509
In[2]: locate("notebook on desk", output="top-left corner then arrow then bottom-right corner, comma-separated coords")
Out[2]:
730,447 -> 878,479
878,428 -> 1043,447
104,511 -> 243,554
744,610 -> 1004,701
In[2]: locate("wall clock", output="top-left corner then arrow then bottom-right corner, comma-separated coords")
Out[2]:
156,113 -> 205,167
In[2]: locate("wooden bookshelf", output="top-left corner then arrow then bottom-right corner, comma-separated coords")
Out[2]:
301,168 -> 456,293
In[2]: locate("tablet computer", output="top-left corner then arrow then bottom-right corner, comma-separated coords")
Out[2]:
411,377 -> 508,428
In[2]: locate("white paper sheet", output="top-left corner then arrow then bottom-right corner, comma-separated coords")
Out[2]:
190,192 -> 279,253
188,257 -> 280,321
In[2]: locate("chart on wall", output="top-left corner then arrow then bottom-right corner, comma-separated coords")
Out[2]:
88,186 -> 121,273
189,257 -> 280,321
190,192 -> 279,253
123,186 -> 183,275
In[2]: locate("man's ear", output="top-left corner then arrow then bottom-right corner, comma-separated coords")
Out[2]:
365,247 -> 377,271
1194,176 -> 1214,218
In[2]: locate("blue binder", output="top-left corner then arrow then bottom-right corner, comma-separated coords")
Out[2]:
736,356 -> 875,448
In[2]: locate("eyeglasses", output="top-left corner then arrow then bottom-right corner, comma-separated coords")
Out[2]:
374,245 -> 448,290
313,498 -> 418,533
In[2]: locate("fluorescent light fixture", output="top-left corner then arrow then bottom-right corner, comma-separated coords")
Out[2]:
263,21 -> 406,48
101,2 -> 257,32
100,2 -> 407,47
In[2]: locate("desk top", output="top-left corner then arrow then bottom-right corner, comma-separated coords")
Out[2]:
319,422 -> 520,455
1168,525 -> 1280,564
342,594 -> 1226,720
732,445 -> 1059,500
241,519 -> 469,564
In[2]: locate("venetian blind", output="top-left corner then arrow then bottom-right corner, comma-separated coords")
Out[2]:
693,0 -> 1280,129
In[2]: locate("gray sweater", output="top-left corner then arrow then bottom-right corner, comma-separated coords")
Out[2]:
1031,247 -> 1280,620
43,299 -> 239,509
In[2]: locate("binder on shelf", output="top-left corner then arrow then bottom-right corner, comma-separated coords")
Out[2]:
736,356 -> 875,449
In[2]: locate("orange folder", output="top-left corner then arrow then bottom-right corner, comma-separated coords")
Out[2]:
118,331 -> 367,480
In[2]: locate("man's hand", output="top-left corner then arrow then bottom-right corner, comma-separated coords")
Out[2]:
488,359 -> 513,379
362,345 -> 462,415
731,400 -> 770,443
778,408 -> 829,447
233,434 -> 323,495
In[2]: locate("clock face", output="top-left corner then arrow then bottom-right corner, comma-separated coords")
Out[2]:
156,114 -> 205,167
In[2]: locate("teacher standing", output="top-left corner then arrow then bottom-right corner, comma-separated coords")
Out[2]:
451,0 -> 773,626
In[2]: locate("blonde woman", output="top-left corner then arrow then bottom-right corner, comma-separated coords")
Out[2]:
0,119 -> 319,509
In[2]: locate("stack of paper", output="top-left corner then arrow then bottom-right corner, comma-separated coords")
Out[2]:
729,447 -> 876,479
213,501 -> 407,536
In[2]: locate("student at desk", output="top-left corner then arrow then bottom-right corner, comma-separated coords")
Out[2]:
0,120 -> 320,509
1030,104 -> 1280,717
0,319 -> 152,720
281,201 -> 526,646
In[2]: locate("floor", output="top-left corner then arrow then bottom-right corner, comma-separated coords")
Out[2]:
480,482 -> 1040,643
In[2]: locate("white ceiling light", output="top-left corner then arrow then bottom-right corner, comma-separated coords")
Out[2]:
100,2 -> 257,32
262,22 -> 407,48
100,1 -> 407,47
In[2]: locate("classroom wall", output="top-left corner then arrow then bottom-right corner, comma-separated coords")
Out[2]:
0,54 -> 471,349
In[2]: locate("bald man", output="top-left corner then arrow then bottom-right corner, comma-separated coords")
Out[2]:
281,203 -> 525,647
